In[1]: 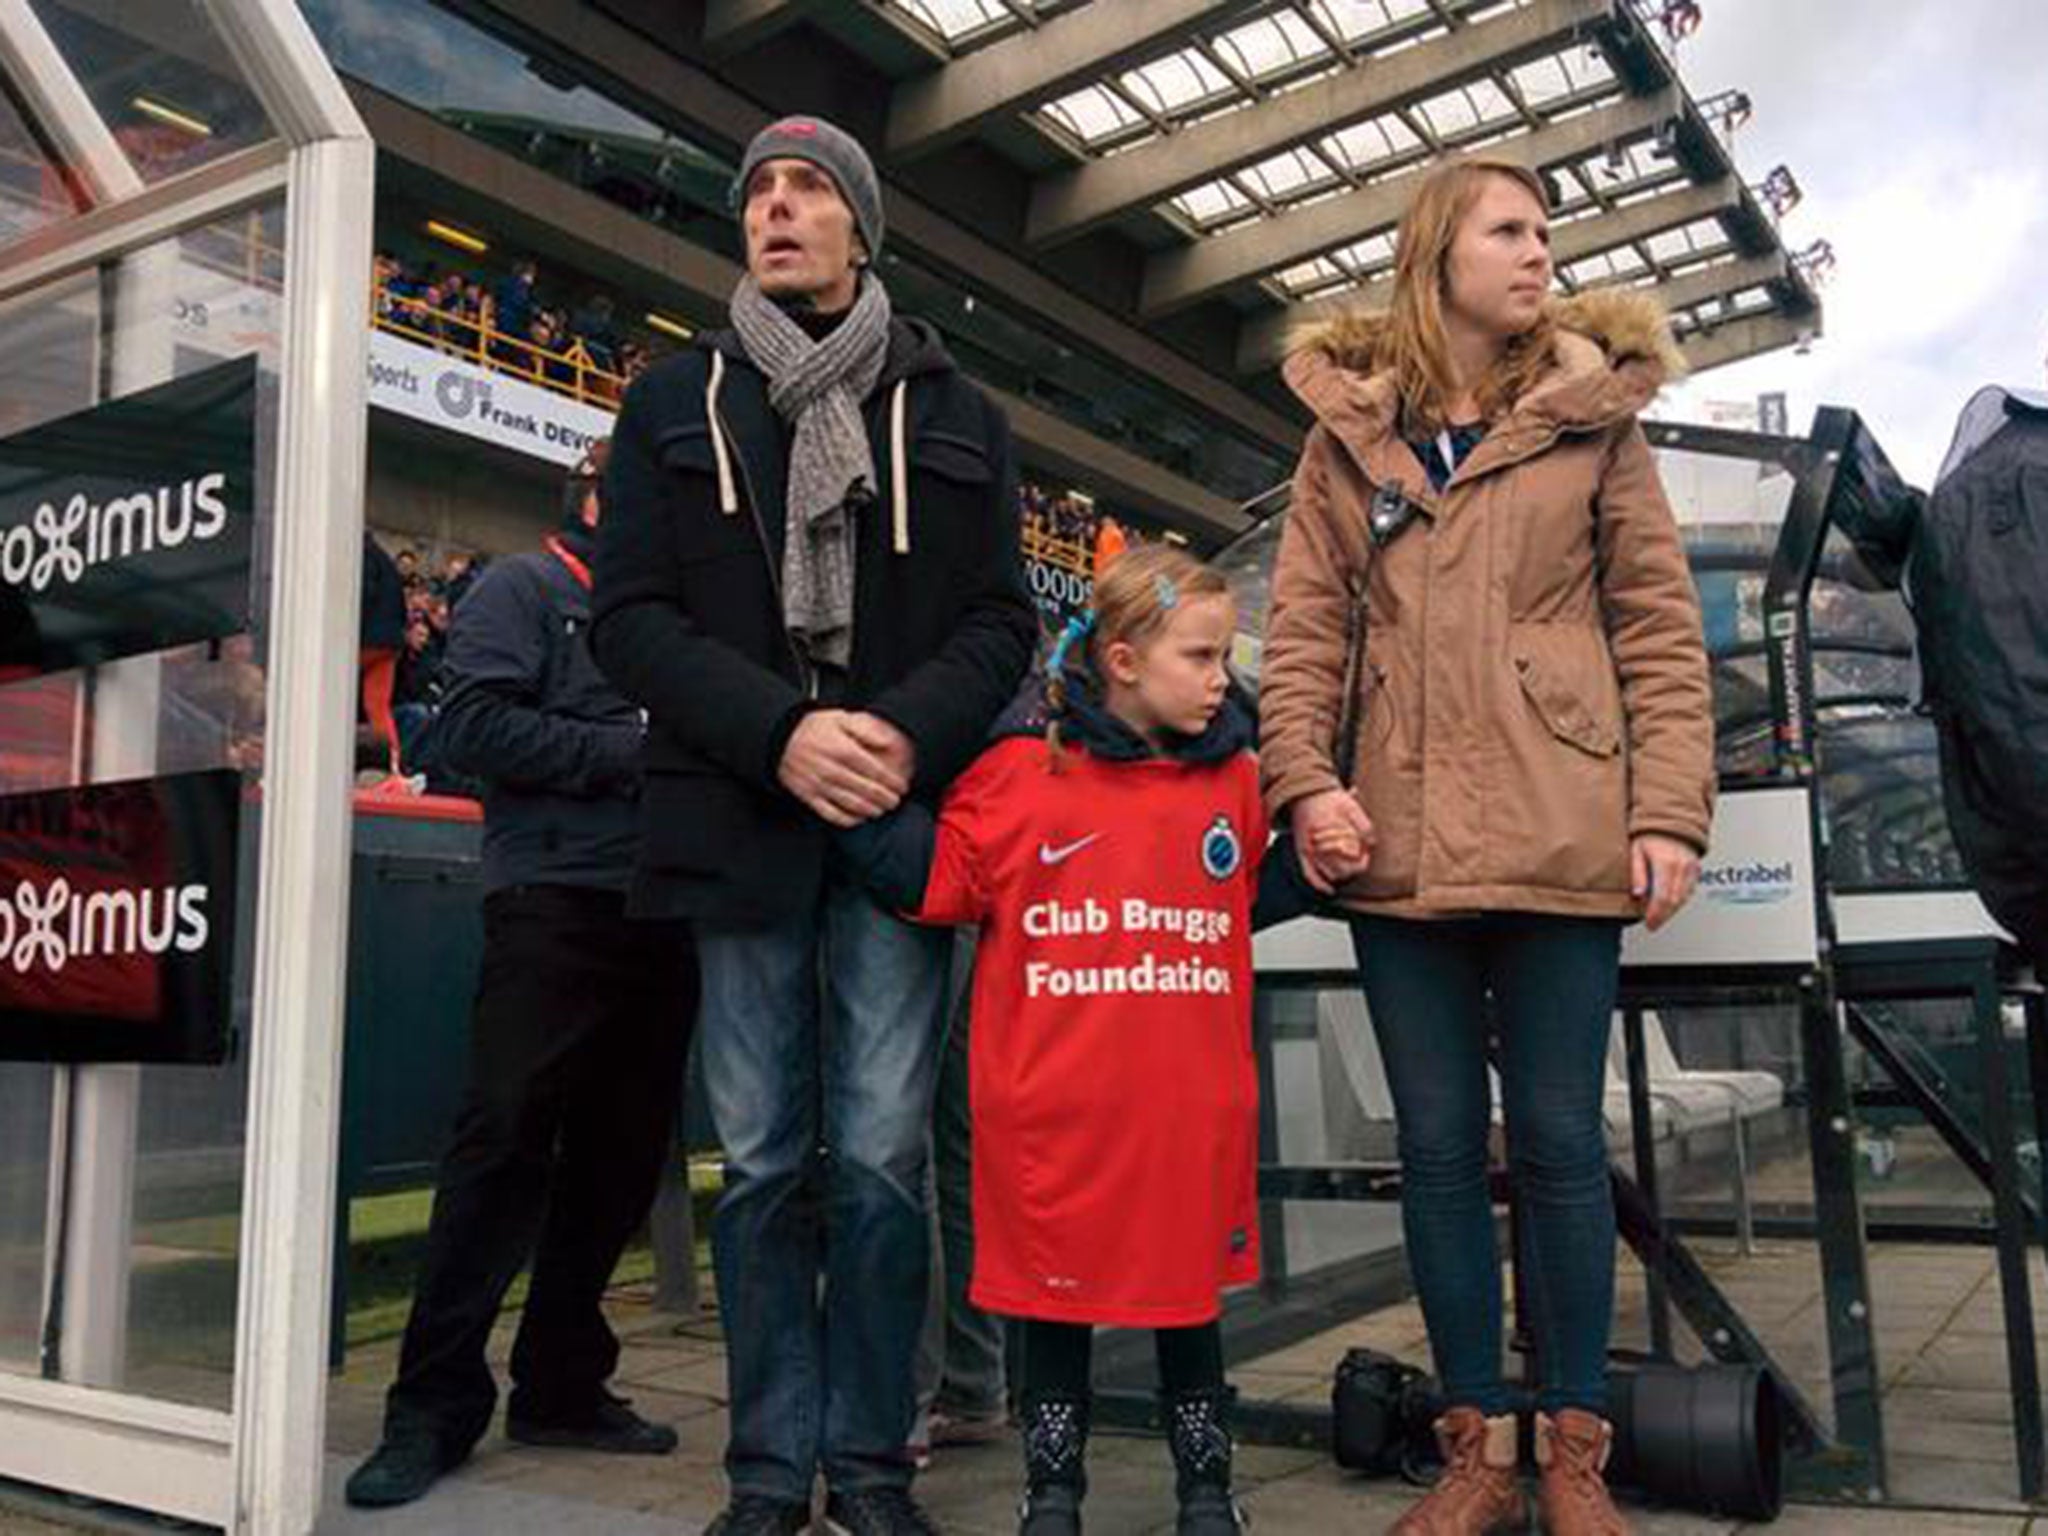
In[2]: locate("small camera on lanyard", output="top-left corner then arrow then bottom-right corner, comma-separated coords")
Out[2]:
1367,483 -> 1420,548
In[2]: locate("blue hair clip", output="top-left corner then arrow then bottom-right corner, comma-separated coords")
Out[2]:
1154,574 -> 1179,611
1048,611 -> 1095,676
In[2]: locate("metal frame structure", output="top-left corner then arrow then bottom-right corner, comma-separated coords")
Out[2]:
390,0 -> 1828,524
0,3 -> 371,1531
685,0 -> 1822,381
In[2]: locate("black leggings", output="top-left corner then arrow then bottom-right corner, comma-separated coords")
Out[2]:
1016,1318 -> 1224,1398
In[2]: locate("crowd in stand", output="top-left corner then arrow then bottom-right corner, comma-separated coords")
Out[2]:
373,251 -> 659,404
1017,481 -> 1099,557
389,544 -> 484,714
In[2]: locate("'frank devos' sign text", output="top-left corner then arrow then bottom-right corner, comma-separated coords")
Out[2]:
367,330 -> 612,469
0,356 -> 256,677
0,769 -> 241,1063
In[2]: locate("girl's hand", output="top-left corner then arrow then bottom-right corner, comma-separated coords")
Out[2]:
1631,833 -> 1701,932
1293,789 -> 1375,893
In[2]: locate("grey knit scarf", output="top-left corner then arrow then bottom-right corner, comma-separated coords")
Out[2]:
730,271 -> 893,670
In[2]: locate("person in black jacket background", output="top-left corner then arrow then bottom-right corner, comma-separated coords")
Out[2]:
347,444 -> 696,1511
592,117 -> 1033,1536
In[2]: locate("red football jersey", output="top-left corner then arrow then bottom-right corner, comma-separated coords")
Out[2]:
919,736 -> 1268,1327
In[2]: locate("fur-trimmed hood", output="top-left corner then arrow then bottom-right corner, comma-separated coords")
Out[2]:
1283,287 -> 1686,454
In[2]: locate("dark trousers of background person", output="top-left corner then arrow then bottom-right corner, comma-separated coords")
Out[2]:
383,884 -> 696,1458
1350,912 -> 1622,1417
914,934 -> 1008,1437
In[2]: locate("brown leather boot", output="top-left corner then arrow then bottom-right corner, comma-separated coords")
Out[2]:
1388,1408 -> 1527,1535
1534,1410 -> 1629,1535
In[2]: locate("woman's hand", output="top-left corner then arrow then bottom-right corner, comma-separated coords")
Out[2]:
1631,833 -> 1701,931
1293,788 -> 1375,893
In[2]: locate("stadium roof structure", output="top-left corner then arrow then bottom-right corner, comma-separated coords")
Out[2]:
685,0 -> 1823,383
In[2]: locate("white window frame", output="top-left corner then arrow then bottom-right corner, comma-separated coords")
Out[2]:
0,2 -> 372,1531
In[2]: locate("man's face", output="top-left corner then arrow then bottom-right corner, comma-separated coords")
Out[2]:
742,157 -> 863,312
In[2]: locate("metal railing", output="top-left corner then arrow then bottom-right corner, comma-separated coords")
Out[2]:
371,277 -> 631,408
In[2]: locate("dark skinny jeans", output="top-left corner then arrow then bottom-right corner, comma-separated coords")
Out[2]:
1352,912 -> 1621,1416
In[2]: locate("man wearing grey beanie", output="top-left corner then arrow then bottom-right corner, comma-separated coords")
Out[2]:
592,116 -> 1034,1536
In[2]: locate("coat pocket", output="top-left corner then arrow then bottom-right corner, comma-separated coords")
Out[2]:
915,431 -> 995,487
657,427 -> 754,566
1512,646 -> 1620,758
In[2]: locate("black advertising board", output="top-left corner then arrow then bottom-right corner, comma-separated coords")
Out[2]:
0,769 -> 242,1063
0,355 -> 256,677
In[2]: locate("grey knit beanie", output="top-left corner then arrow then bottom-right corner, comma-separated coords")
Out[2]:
733,116 -> 884,263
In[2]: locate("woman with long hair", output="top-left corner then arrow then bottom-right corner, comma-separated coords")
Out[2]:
1260,158 -> 1715,1534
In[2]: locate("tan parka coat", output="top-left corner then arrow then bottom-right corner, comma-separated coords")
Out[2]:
1260,288 -> 1715,919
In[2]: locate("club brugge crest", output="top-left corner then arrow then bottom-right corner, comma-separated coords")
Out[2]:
1200,815 -> 1241,881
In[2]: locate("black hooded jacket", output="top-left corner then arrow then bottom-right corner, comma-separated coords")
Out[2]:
437,519 -> 643,893
591,315 -> 1036,922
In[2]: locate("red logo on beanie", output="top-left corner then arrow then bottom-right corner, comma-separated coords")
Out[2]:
773,119 -> 819,137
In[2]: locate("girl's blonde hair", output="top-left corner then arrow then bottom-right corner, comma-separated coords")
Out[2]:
1046,542 -> 1231,768
1381,158 -> 1558,437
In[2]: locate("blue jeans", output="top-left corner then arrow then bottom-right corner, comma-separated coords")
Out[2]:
1351,913 -> 1621,1415
698,874 -> 952,1501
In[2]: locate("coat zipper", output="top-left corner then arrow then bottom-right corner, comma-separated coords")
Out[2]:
710,382 -> 818,699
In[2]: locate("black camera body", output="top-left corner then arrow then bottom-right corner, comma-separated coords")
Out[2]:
1331,1347 -> 1440,1477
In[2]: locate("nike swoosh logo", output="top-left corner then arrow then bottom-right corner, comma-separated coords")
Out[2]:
1039,833 -> 1101,866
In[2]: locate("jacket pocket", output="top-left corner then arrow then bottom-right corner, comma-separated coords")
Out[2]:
1513,647 -> 1620,758
892,432 -> 995,571
915,431 -> 994,486
658,427 -> 754,566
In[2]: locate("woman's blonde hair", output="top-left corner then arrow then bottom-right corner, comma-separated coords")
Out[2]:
1380,158 -> 1558,437
1046,541 -> 1231,767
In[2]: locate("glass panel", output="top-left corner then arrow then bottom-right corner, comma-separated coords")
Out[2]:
27,0 -> 275,185
0,78 -> 85,247
0,197 -> 281,1407
0,1063 -> 56,1375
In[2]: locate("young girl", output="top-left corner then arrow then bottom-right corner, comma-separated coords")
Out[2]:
842,543 -> 1271,1535
1262,158 -> 1714,1535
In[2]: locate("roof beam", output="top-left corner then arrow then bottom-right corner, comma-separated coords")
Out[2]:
887,0 -> 1261,161
477,0 -> 1302,454
1235,176 -> 1740,370
1680,310 -> 1817,374
1025,0 -> 1612,246
701,0 -> 830,57
987,386 -> 1247,542
1651,251 -> 1787,317
1140,86 -> 1680,318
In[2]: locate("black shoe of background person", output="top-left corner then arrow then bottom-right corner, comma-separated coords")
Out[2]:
702,1494 -> 813,1535
506,1389 -> 679,1454
822,1486 -> 943,1535
344,1433 -> 464,1509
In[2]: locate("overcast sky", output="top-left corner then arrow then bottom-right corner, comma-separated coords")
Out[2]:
1653,0 -> 2048,485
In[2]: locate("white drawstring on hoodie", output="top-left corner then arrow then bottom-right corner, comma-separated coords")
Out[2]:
705,349 -> 916,557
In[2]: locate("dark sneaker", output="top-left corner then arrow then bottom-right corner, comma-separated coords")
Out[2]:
703,1495 -> 812,1535
344,1433 -> 459,1508
506,1392 -> 678,1455
822,1486 -> 941,1535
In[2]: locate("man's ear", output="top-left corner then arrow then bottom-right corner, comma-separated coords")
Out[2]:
852,233 -> 871,270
